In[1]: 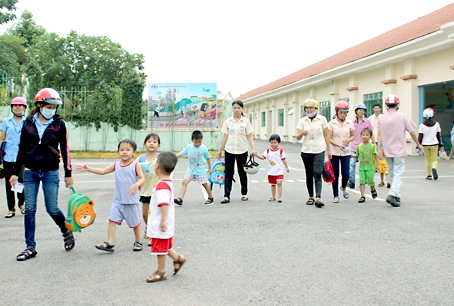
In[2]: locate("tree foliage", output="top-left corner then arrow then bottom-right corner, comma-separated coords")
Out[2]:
6,9 -> 46,48
0,0 -> 18,25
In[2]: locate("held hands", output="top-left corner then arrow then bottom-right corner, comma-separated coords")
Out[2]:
160,220 -> 167,232
9,175 -> 17,186
76,164 -> 88,172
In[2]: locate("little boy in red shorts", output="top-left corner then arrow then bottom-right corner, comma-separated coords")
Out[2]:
146,151 -> 187,283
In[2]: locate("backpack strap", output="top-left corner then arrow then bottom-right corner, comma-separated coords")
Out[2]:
139,154 -> 146,162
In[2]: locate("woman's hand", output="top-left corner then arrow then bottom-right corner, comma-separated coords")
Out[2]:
64,177 -> 74,188
9,175 -> 17,186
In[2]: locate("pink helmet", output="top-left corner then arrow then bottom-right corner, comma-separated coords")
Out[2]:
385,94 -> 400,105
11,97 -> 27,108
335,100 -> 349,112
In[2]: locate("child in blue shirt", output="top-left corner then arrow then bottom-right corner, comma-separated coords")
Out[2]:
174,130 -> 214,205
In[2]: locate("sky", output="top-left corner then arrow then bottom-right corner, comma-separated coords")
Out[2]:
1,0 -> 454,98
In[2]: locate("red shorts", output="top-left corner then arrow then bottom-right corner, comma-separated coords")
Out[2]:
268,175 -> 284,185
150,237 -> 173,255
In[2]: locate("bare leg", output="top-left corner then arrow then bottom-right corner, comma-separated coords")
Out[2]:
277,181 -> 283,198
133,226 -> 141,243
107,221 -> 117,245
142,203 -> 149,224
386,174 -> 390,184
360,184 -> 365,197
271,185 -> 276,198
380,173 -> 384,184
157,255 -> 167,274
202,182 -> 213,198
178,178 -> 190,200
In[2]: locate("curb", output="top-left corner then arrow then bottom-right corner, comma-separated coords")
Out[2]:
70,151 -> 220,159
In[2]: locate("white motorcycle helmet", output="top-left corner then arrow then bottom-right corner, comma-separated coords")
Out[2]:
243,154 -> 260,175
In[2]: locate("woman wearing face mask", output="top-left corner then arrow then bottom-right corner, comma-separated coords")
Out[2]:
10,88 -> 75,261
327,101 -> 355,203
0,97 -> 27,218
296,98 -> 332,208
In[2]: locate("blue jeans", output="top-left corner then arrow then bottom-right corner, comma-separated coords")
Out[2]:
348,151 -> 357,183
386,157 -> 405,198
331,155 -> 350,197
23,169 -> 67,250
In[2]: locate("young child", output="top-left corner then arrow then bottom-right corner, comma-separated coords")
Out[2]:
174,130 -> 214,205
255,134 -> 289,202
146,151 -> 187,283
137,133 -> 161,241
377,156 -> 390,188
356,128 -> 379,203
76,139 -> 145,252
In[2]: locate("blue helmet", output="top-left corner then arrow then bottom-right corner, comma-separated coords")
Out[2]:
355,103 -> 367,111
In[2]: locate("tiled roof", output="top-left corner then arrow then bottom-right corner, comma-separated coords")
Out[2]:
237,3 -> 454,101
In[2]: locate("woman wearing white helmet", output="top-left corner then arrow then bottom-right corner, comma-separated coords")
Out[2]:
0,97 -> 27,218
296,98 -> 332,208
418,107 -> 443,180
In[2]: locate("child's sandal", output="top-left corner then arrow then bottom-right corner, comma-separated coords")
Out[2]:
95,241 -> 115,252
205,198 -> 214,205
173,255 -> 187,275
174,197 -> 183,205
277,198 -> 282,203
378,182 -> 384,187
133,241 -> 143,251
269,197 -> 276,201
146,270 -> 167,283
371,189 -> 378,199
358,196 -> 366,203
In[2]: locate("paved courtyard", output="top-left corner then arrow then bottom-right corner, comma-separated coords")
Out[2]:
1,139 -> 453,305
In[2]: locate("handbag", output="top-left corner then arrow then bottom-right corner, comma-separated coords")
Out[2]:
439,148 -> 448,161
323,159 -> 335,184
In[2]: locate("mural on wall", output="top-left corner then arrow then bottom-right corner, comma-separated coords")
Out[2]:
422,80 -> 454,149
147,83 -> 217,130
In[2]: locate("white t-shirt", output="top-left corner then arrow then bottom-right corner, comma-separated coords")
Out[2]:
147,179 -> 175,239
419,122 -> 441,146
261,147 -> 286,176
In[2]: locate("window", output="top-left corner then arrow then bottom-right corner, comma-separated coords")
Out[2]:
261,111 -> 266,127
301,105 -> 305,118
363,92 -> 383,117
249,114 -> 252,125
319,101 -> 331,120
278,109 -> 284,126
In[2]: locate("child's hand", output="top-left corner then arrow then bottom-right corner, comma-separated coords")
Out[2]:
128,183 -> 138,195
208,168 -> 212,175
286,167 -> 290,173
76,164 -> 88,172
160,220 -> 167,232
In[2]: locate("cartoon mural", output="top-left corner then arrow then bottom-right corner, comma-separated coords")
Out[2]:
147,83 -> 217,130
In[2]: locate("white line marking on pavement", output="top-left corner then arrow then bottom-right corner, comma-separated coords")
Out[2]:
286,180 -> 295,182
346,187 -> 385,202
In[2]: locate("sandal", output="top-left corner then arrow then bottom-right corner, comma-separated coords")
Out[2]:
378,182 -> 384,187
133,241 -> 143,251
358,196 -> 366,203
340,187 -> 349,199
315,199 -> 324,208
241,195 -> 248,201
5,211 -> 15,218
63,230 -> 75,251
148,239 -> 152,247
95,241 -> 115,252
269,197 -> 276,201
16,249 -> 37,261
220,197 -> 230,204
306,198 -> 315,205
173,255 -> 187,275
371,189 -> 378,199
277,198 -> 282,203
387,183 -> 391,188
19,205 -> 25,214
143,229 -> 148,239
146,270 -> 167,283
205,198 -> 214,205
426,176 -> 432,180
174,197 -> 183,205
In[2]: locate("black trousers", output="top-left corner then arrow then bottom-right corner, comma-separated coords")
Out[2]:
224,151 -> 248,199
3,161 -> 24,212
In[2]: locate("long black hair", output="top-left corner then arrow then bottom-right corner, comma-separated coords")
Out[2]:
232,100 -> 244,117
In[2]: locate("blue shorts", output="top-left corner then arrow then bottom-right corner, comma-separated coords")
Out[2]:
108,202 -> 142,228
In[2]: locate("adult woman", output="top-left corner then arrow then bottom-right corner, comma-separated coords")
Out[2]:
296,98 -> 332,208
217,100 -> 256,203
347,103 -> 374,189
10,88 -> 75,261
418,107 -> 443,180
327,101 -> 355,203
1,97 -> 27,218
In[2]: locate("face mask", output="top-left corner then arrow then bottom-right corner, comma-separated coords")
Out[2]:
40,108 -> 56,120
307,111 -> 317,118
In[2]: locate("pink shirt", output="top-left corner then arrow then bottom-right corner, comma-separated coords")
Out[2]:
377,109 -> 416,157
351,117 -> 374,152
328,118 -> 354,156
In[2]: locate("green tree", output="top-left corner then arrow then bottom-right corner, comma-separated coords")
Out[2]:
0,40 -> 19,75
0,0 -> 18,25
7,9 -> 46,48
120,71 -> 146,130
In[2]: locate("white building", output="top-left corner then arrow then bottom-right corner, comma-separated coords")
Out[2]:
238,4 -> 454,154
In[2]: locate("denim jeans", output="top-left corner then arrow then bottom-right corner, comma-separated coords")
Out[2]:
331,155 -> 350,197
301,152 -> 324,199
348,151 -> 357,183
23,169 -> 67,250
386,157 -> 405,198
224,151 -> 248,198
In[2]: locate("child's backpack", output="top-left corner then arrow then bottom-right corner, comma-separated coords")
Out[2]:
65,188 -> 96,232
322,159 -> 335,184
139,153 -> 156,173
209,158 -> 226,187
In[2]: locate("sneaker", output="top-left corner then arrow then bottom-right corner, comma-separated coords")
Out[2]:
347,181 -> 355,189
432,168 -> 438,180
386,195 -> 400,207
332,197 -> 339,203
